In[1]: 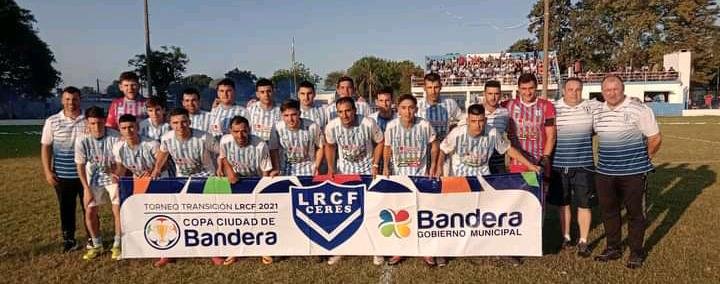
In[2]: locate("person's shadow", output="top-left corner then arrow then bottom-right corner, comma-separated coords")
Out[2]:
584,163 -> 715,253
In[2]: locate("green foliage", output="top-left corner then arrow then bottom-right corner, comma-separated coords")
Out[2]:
223,68 -> 258,102
0,0 -> 61,99
128,45 -> 189,99
324,71 -> 346,90
271,62 -> 321,102
347,57 -> 423,100
527,0 -> 720,85
507,38 -> 538,53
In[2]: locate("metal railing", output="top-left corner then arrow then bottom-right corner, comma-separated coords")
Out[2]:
411,71 -> 679,88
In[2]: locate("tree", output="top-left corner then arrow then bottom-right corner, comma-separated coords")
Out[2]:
223,68 -> 258,103
347,57 -> 424,100
80,86 -> 98,96
507,38 -> 538,53
0,0 -> 61,118
105,80 -> 122,98
128,45 -> 189,99
324,71 -> 345,90
528,0 -> 573,68
270,62 -> 321,102
167,74 -> 213,108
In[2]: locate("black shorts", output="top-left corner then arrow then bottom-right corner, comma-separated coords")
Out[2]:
548,167 -> 596,208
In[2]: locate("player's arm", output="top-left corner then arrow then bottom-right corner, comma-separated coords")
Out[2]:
436,150 -> 447,177
429,140 -> 439,178
382,145 -> 392,176
41,144 -> 58,186
371,139 -> 383,177
646,134 -> 661,160
151,150 -> 169,178
324,143 -> 337,176
506,146 -> 540,173
543,121 -> 556,157
221,158 -> 238,183
313,145 -> 324,175
269,149 -> 280,177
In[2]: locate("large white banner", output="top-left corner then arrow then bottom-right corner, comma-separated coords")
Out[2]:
119,174 -> 543,258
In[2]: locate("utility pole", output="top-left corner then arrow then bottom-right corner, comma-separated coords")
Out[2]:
96,78 -> 100,94
542,0 -> 550,99
144,0 -> 153,97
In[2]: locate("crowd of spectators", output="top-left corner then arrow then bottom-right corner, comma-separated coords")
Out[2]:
424,52 -> 557,86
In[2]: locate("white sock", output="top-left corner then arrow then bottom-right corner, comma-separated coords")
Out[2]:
564,234 -> 571,241
92,237 -> 102,248
113,235 -> 121,248
579,238 -> 587,244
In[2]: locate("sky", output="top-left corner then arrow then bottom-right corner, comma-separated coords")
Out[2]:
20,0 -> 536,89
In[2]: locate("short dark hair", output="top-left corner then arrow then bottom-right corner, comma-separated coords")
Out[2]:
146,96 -> 166,109
119,71 -> 139,83
335,96 -> 356,111
467,104 -> 486,116
118,114 -> 137,124
169,107 -> 189,119
217,78 -> 235,89
230,115 -> 249,127
376,87 -> 394,98
256,78 -> 273,90
517,73 -> 538,86
297,80 -> 315,93
85,106 -> 106,119
396,94 -> 417,106
484,80 -> 501,90
336,76 -> 354,87
62,86 -> 81,96
182,87 -> 200,98
424,73 -> 441,83
280,99 -> 300,113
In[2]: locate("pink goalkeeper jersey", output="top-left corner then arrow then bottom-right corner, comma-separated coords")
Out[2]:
505,97 -> 556,170
106,97 -> 147,129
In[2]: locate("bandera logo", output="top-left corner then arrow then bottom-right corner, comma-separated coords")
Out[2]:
291,180 -> 365,250
144,215 -> 180,250
379,209 -> 411,238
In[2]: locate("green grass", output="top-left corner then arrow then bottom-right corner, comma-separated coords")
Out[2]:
1,118 -> 719,283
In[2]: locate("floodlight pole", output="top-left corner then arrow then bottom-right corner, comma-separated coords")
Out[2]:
144,0 -> 153,97
542,0 -> 550,99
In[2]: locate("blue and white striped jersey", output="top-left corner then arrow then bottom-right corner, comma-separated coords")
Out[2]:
384,117 -> 437,176
325,115 -> 384,174
368,111 -> 397,132
41,111 -> 87,179
485,107 -> 509,136
417,98 -> 463,140
209,105 -> 248,138
553,99 -> 599,168
325,100 -> 371,120
269,118 -> 324,175
300,105 -> 328,130
74,129 -> 121,187
112,138 -> 159,177
159,129 -> 217,177
593,98 -> 659,176
246,104 -> 281,142
139,119 -> 170,142
189,110 -> 212,132
440,127 -> 509,176
219,135 -> 272,176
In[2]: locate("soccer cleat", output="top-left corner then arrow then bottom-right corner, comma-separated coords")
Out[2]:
576,242 -> 592,258
223,257 -> 237,266
594,248 -> 622,262
62,239 -> 79,253
85,238 -> 94,250
372,256 -> 385,266
422,257 -> 436,266
82,246 -> 104,260
626,253 -> 645,269
153,258 -> 173,268
436,257 -> 448,267
110,247 -> 121,260
561,238 -> 574,250
327,255 -> 343,265
261,256 -> 273,265
387,256 -> 402,266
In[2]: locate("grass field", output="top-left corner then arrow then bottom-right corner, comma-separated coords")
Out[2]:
1,118 -> 719,283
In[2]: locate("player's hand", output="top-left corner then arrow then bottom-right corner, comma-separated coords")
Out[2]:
269,170 -> 279,177
227,173 -> 238,184
83,188 -> 94,207
111,174 -> 120,184
382,168 -> 389,176
215,168 -> 225,177
149,170 -> 160,179
370,167 -> 378,179
528,164 -> 541,173
45,172 -> 59,187
326,169 -> 335,178
139,171 -> 152,178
